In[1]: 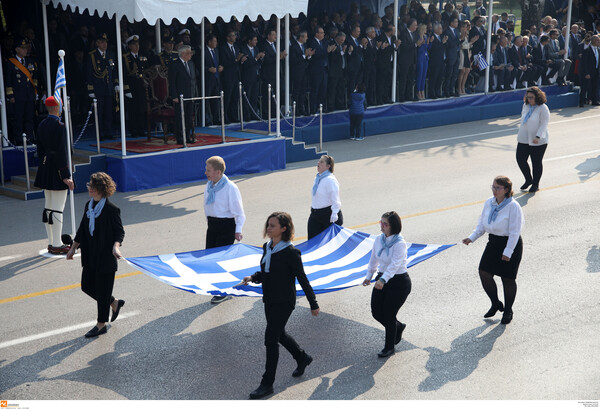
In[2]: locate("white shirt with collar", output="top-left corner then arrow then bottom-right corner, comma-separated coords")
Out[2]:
365,235 -> 408,282
468,197 -> 524,258
311,173 -> 342,223
203,177 -> 246,233
517,102 -> 550,145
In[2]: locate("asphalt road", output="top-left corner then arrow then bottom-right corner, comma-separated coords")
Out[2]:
1,105 -> 599,402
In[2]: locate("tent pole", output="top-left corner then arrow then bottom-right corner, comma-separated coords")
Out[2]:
115,15 -> 127,156
0,45 -> 8,148
155,19 -> 162,53
201,19 -> 206,127
563,0 -> 574,61
276,17 -> 281,137
285,13 -> 290,116
392,0 -> 398,103
42,1 -> 52,96
484,2 -> 493,94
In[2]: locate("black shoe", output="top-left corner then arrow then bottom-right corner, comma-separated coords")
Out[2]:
529,185 -> 539,193
249,384 -> 274,399
501,311 -> 513,324
579,103 -> 585,107
378,348 -> 395,358
395,322 -> 406,345
85,325 -> 107,338
592,102 -> 600,106
484,302 -> 504,318
211,295 -> 232,304
292,354 -> 313,377
520,182 -> 532,191
111,299 -> 125,322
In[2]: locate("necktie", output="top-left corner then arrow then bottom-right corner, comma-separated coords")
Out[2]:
250,47 -> 254,58
185,61 -> 190,75
503,48 -> 507,63
230,45 -> 235,57
272,42 -> 276,53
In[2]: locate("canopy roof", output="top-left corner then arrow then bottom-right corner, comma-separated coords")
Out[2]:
45,0 -> 309,24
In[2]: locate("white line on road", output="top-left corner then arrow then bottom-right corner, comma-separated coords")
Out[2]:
545,149 -> 600,162
0,255 -> 21,262
0,310 -> 140,349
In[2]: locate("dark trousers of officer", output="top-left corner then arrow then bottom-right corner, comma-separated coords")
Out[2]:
371,272 -> 412,350
81,266 -> 116,323
516,142 -> 548,187
222,78 -> 239,123
13,99 -> 35,144
291,76 -> 308,115
376,66 -> 393,104
310,71 -> 328,114
96,96 -> 113,139
444,59 -> 459,95
174,100 -> 194,144
205,80 -> 221,125
307,206 -> 343,240
261,303 -> 306,387
126,100 -> 147,138
205,216 -> 236,249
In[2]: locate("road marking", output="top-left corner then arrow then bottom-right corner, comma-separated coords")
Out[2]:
0,311 -> 140,349
0,255 -> 21,262
546,149 -> 600,162
2,176 -> 599,305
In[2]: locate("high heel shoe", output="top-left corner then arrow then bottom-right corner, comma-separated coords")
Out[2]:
483,302 -> 504,318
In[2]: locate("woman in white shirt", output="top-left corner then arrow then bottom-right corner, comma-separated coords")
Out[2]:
516,86 -> 550,193
362,211 -> 412,358
308,155 -> 343,239
463,176 -> 524,325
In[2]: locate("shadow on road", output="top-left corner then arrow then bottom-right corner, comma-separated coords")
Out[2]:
586,245 -> 600,273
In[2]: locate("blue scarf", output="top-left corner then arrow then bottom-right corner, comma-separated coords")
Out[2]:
377,233 -> 403,257
205,174 -> 229,205
86,197 -> 106,236
263,240 -> 293,272
488,197 -> 513,224
312,170 -> 331,196
522,105 -> 536,125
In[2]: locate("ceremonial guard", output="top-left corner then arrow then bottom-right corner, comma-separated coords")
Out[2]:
86,33 -> 118,140
123,35 -> 149,138
6,37 -> 40,144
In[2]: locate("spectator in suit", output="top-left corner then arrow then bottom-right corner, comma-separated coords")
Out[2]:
345,25 -> 364,107
547,29 -> 572,85
363,26 -> 379,105
376,25 -> 400,104
441,3 -> 455,26
493,35 -> 516,91
528,25 -> 539,48
240,34 -> 264,120
327,32 -> 347,112
475,0 -> 486,17
579,35 -> 600,106
307,26 -> 332,114
260,29 -> 286,118
461,0 -> 471,21
511,36 -> 539,88
470,16 -> 487,58
203,35 -> 224,125
443,17 -> 461,97
532,35 -> 552,85
169,45 -> 197,144
428,23 -> 447,99
398,19 -> 420,102
219,30 -> 244,123
290,30 -> 314,116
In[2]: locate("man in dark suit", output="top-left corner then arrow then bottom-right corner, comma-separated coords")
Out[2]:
327,32 -> 347,111
443,17 -> 461,97
376,24 -> 400,104
203,35 -> 224,125
579,35 -> 600,106
362,27 -> 378,105
260,29 -> 286,117
470,16 -> 487,58
547,29 -> 571,85
428,23 -> 447,99
219,30 -> 244,123
169,45 -> 198,144
240,34 -> 264,120
307,26 -> 332,114
86,33 -> 117,140
493,35 -> 516,90
345,25 -> 364,106
532,35 -> 552,85
123,35 -> 150,138
398,19 -> 419,102
510,35 -> 539,88
290,30 -> 314,115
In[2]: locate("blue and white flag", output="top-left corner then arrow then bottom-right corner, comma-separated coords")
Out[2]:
126,225 -> 454,297
54,59 -> 66,114
474,52 -> 489,70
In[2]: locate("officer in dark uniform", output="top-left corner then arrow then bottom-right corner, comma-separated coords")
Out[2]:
153,35 -> 178,70
5,37 -> 40,144
123,35 -> 149,138
86,33 -> 118,140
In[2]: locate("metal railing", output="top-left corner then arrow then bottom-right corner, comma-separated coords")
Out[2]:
180,91 -> 226,148
22,134 -> 31,191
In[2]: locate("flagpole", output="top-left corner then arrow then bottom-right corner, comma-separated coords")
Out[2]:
484,2 -> 493,94
563,0 -> 573,61
58,50 -> 76,237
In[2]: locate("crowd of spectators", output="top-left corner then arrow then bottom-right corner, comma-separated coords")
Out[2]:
1,0 -> 600,143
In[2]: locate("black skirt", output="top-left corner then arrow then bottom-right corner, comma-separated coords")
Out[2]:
478,234 -> 523,279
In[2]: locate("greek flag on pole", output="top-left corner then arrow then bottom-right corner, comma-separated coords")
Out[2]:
54,59 -> 66,113
474,52 -> 489,70
126,225 -> 454,297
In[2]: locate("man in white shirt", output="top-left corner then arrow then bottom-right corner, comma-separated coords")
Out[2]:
203,156 -> 246,303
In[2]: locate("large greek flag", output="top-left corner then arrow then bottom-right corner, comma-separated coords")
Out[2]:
54,59 -> 66,114
126,225 -> 454,297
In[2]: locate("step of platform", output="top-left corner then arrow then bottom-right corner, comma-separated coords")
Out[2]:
285,137 -> 326,163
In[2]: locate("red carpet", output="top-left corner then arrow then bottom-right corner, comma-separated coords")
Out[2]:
94,133 -> 249,153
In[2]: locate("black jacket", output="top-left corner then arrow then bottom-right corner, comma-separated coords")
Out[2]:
251,244 -> 319,310
169,58 -> 197,99
34,116 -> 71,190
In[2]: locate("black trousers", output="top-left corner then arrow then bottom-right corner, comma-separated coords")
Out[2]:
261,303 -> 305,387
444,59 -> 459,95
175,99 -> 194,144
516,142 -> 548,187
376,66 -> 393,104
307,206 -> 343,239
371,272 -> 412,350
81,266 -> 116,323
428,62 -> 444,98
349,114 -> 363,138
327,74 -> 346,111
397,61 -> 416,101
206,216 -> 236,249
580,75 -> 599,105
12,99 -> 35,144
363,68 -> 377,105
96,95 -> 113,138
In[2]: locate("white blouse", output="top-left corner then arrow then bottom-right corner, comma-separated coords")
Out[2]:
311,173 -> 342,223
468,197 -> 524,258
365,235 -> 408,283
203,179 -> 246,233
517,103 -> 550,146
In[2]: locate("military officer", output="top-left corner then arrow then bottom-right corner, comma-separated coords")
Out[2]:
6,37 -> 40,144
154,35 -> 178,70
123,35 -> 149,138
86,33 -> 118,140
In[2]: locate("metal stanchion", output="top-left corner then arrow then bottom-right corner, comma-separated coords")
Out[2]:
220,91 -> 226,144
66,97 -> 74,148
238,82 -> 244,131
319,104 -> 323,152
268,84 -> 272,135
22,134 -> 31,191
0,128 -> 5,186
292,101 -> 296,143
180,94 -> 187,148
93,99 -> 100,154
